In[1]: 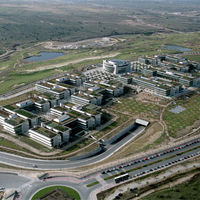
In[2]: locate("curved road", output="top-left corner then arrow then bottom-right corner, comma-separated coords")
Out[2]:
23,181 -> 90,200
0,126 -> 145,170
21,137 -> 200,200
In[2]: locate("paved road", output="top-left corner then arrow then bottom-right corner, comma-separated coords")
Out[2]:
21,181 -> 91,200
0,173 -> 30,189
21,141 -> 200,200
0,126 -> 145,170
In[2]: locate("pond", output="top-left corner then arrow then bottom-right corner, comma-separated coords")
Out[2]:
24,52 -> 64,62
165,45 -> 192,52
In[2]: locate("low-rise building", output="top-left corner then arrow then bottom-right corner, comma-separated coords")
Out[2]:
68,110 -> 95,130
29,126 -> 62,148
50,106 -> 68,116
44,121 -> 71,144
15,109 -> 40,128
71,92 -> 102,106
3,116 -> 29,135
55,73 -> 86,86
36,82 -> 70,100
0,108 -> 10,125
132,76 -> 182,97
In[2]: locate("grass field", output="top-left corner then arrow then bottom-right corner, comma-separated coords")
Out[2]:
111,97 -> 161,120
0,32 -> 200,95
0,137 -> 26,151
185,55 -> 200,62
142,173 -> 200,200
93,112 -> 129,139
163,94 -> 200,138
31,186 -> 80,200
17,135 -> 53,152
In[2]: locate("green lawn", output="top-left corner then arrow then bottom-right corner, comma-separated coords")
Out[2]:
17,135 -> 53,152
86,181 -> 99,187
163,95 -> 200,137
0,137 -> 25,151
185,55 -> 200,62
31,186 -> 80,200
93,112 -> 129,139
1,32 -> 200,95
142,173 -> 200,200
111,98 -> 161,119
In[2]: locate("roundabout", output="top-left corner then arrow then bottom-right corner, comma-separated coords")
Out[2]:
31,185 -> 80,200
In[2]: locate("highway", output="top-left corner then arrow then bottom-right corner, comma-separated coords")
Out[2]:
1,124 -> 200,200
20,137 -> 200,200
0,126 -> 145,170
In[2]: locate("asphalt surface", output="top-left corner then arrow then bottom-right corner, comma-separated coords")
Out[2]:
103,147 -> 200,184
0,126 -> 145,170
21,181 -> 93,200
0,173 -> 30,189
101,136 -> 200,179
22,140 -> 200,200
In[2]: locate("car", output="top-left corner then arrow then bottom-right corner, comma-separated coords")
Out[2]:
136,173 -> 140,177
130,187 -> 137,192
33,164 -> 38,168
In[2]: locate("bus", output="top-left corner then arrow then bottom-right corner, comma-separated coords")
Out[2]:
114,173 -> 129,184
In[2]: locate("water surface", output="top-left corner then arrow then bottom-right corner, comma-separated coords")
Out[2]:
165,45 -> 192,52
25,52 -> 64,62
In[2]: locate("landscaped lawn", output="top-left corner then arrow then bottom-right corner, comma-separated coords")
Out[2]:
31,186 -> 80,200
163,94 -> 200,137
111,98 -> 161,119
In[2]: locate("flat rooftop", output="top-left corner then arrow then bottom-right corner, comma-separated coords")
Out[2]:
51,106 -> 68,113
0,109 -> 10,118
4,105 -> 17,111
16,109 -> 37,119
5,117 -> 24,126
45,121 -> 70,132
82,105 -> 100,115
72,93 -> 94,100
32,127 -> 57,138
68,110 -> 90,120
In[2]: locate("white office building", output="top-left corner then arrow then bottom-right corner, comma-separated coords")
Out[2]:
103,59 -> 131,74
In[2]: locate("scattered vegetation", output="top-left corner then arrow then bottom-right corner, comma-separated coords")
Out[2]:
111,97 -> 161,119
31,186 -> 80,200
142,172 -> 200,200
163,94 -> 200,137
